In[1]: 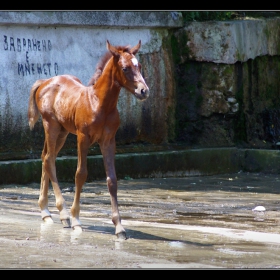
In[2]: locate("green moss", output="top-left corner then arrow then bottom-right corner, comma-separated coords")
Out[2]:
170,34 -> 180,65
181,11 -> 235,22
234,87 -> 247,142
181,11 -> 280,22
201,65 -> 220,89
172,60 -> 204,143
235,49 -> 244,62
171,32 -> 193,64
223,65 -> 234,76
167,105 -> 176,142
195,94 -> 203,108
252,56 -> 280,108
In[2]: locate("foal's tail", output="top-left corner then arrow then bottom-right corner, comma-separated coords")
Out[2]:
28,79 -> 46,130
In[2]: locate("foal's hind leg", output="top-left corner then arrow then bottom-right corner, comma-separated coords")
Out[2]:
38,141 -> 53,223
54,130 -> 71,226
39,122 -> 71,227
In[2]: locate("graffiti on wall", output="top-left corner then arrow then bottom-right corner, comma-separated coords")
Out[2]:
3,36 -> 59,76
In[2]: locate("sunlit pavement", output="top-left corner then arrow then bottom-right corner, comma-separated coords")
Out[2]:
1,172 -> 280,269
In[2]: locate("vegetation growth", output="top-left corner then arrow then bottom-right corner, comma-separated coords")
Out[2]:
181,11 -> 280,23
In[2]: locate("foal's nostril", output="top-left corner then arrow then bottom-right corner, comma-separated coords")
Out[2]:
141,88 -> 145,95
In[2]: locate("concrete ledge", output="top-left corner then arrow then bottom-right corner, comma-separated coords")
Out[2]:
2,147 -> 279,185
0,11 -> 183,28
241,149 -> 280,173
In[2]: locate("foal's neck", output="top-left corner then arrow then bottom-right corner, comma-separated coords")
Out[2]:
93,58 -> 122,109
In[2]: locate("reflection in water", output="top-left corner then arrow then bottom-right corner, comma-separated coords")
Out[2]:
168,241 -> 186,248
40,222 -> 55,242
253,211 -> 266,222
40,222 -> 72,243
40,221 -> 84,244
58,228 -> 71,243
71,227 -> 83,244
115,239 -> 125,250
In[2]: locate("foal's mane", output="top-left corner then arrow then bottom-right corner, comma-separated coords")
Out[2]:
87,44 -> 131,86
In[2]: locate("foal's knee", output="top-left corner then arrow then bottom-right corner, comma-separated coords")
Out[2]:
75,167 -> 88,183
41,151 -> 47,162
106,176 -> 117,192
42,154 -> 54,173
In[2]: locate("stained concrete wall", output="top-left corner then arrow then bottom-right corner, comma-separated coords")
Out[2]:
3,13 -> 280,183
2,12 -> 280,162
0,11 -> 183,158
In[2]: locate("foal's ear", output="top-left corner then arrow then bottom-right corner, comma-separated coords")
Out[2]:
130,40 -> 141,55
106,40 -> 120,58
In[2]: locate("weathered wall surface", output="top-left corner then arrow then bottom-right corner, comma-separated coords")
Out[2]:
179,18 -> 280,63
2,12 -> 280,161
0,11 -> 182,159
172,17 -> 280,149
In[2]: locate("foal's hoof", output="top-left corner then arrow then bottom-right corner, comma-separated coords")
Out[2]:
43,216 -> 54,224
72,225 -> 83,232
117,232 -> 127,240
61,218 -> 71,228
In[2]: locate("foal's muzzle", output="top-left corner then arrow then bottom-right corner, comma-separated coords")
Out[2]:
134,83 -> 149,101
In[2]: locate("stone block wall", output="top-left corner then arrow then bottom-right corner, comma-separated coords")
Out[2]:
172,17 -> 280,149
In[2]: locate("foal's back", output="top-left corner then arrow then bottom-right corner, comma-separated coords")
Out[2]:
35,74 -> 95,133
37,74 -> 84,103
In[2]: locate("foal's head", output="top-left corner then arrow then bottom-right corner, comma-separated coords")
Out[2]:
106,40 -> 149,101
89,41 -> 149,101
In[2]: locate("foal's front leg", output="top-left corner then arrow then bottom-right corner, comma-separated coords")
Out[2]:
100,139 -> 126,239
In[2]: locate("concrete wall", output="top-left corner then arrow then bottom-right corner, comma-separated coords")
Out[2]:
3,13 -> 280,183
0,11 -> 183,158
2,12 -> 280,161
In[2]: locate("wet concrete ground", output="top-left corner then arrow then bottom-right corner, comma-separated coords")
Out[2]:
1,171 -> 280,269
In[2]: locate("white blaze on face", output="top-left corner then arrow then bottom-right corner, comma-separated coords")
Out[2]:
131,57 -> 138,67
